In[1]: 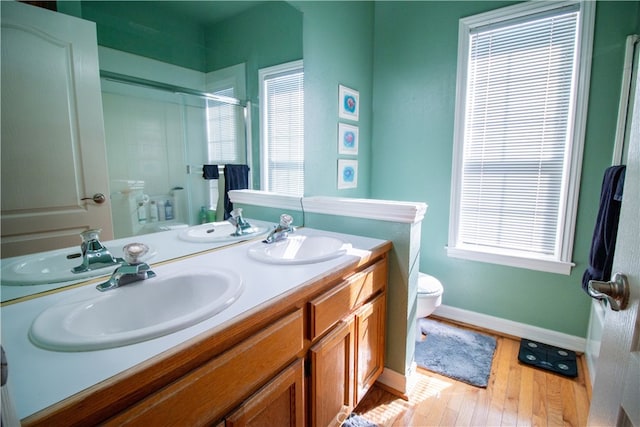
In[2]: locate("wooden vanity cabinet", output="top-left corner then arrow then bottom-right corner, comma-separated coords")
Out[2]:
308,259 -> 388,427
103,310 -> 304,426
22,245 -> 390,427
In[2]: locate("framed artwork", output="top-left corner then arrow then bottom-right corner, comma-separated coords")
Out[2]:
338,85 -> 359,121
337,159 -> 358,189
338,123 -> 359,155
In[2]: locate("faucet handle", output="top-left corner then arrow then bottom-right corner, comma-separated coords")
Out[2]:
122,243 -> 149,264
279,214 -> 293,228
79,228 -> 104,252
230,208 -> 243,219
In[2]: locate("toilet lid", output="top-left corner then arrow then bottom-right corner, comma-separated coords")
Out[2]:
417,273 -> 443,295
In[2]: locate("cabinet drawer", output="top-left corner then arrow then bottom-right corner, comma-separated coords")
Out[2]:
309,259 -> 387,341
105,309 -> 304,426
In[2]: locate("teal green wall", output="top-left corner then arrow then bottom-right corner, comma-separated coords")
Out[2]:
205,2 -> 303,188
297,1 -> 374,198
370,1 -> 640,337
72,1 -> 208,71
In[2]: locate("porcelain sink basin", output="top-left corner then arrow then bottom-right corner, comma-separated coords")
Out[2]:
178,222 -> 268,243
247,235 -> 351,265
1,246 -> 156,286
29,269 -> 243,351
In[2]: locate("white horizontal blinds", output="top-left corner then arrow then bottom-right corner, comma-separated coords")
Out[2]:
264,67 -> 304,196
207,87 -> 243,163
459,7 -> 579,257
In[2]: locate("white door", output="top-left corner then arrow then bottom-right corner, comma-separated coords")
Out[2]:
588,50 -> 640,426
1,2 -> 112,258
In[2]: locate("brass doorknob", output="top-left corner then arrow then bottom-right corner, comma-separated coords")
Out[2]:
81,193 -> 106,204
588,273 -> 630,311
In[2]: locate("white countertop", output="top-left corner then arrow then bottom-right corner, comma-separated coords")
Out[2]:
0,227 -> 386,420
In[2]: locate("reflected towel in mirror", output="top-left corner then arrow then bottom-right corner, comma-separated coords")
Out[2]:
223,164 -> 249,219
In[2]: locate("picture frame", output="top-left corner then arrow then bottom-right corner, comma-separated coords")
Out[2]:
338,123 -> 359,155
338,84 -> 359,121
337,159 -> 358,189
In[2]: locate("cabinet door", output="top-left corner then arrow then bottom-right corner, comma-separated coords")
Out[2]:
1,1 -> 113,257
226,359 -> 304,427
309,319 -> 355,427
354,293 -> 386,405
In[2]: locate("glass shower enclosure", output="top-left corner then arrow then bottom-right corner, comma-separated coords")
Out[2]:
100,72 -> 250,239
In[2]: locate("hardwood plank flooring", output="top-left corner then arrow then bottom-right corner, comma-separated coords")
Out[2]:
354,321 -> 591,427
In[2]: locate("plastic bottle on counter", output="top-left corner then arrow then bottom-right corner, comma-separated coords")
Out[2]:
164,199 -> 174,220
149,200 -> 159,222
199,206 -> 208,224
158,200 -> 166,221
137,202 -> 147,224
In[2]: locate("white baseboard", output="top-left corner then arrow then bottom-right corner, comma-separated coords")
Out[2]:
377,362 -> 417,397
434,304 -> 586,352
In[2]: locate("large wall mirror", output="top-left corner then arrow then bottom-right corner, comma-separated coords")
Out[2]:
77,0 -> 302,237
0,1 -> 302,301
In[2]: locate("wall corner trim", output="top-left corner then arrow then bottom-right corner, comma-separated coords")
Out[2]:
228,190 -> 304,210
303,196 -> 427,223
229,190 -> 428,224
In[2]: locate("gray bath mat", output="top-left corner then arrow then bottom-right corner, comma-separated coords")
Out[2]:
415,318 -> 497,388
341,413 -> 378,427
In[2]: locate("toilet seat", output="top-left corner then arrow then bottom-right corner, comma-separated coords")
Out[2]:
417,273 -> 443,296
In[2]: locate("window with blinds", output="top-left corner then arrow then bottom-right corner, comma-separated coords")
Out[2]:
448,1 -> 594,275
259,60 -> 304,196
207,87 -> 244,163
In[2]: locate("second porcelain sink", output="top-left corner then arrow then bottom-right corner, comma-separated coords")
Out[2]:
178,222 -> 269,243
29,269 -> 243,351
247,235 -> 351,265
1,246 -> 156,286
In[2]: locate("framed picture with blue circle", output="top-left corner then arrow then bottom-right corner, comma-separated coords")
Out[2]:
337,159 -> 358,189
338,123 -> 359,155
338,84 -> 359,121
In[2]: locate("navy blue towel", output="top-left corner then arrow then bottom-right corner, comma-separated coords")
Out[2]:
202,164 -> 219,180
223,164 -> 249,219
582,165 -> 626,293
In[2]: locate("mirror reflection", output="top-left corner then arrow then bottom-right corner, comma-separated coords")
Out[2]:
0,0 -> 302,301
86,0 -> 303,237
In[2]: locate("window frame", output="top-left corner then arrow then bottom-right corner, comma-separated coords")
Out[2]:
259,60 -> 304,197
447,0 -> 595,275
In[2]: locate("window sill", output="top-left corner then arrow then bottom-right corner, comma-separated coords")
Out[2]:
446,246 -> 574,275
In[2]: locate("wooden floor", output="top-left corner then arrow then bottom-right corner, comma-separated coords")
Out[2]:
354,321 -> 591,427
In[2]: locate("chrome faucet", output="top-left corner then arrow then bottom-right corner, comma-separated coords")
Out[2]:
263,214 -> 295,244
228,208 -> 256,236
72,229 -> 123,274
96,243 -> 156,292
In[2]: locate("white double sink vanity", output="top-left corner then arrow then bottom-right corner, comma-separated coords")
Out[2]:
1,223 -> 391,426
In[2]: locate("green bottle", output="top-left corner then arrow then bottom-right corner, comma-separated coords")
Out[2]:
199,206 -> 208,224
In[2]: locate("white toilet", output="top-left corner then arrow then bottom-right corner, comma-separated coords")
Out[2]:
416,272 -> 444,340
